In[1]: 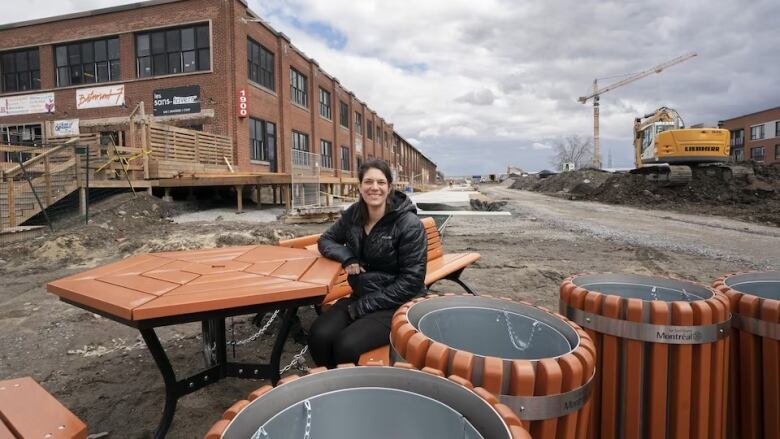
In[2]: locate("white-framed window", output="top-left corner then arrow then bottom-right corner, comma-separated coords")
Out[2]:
750,124 -> 765,140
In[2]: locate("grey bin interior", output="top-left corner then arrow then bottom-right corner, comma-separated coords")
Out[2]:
221,367 -> 512,439
408,296 -> 579,361
724,271 -> 780,301
572,273 -> 714,302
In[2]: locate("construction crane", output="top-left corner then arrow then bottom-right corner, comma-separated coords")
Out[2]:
578,52 -> 697,169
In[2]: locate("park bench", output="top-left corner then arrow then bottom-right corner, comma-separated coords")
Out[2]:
279,216 -> 481,366
0,377 -> 87,439
278,216 -> 480,304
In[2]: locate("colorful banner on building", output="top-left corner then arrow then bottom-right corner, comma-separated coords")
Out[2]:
52,119 -> 80,137
76,85 -> 125,109
0,92 -> 55,117
153,85 -> 200,116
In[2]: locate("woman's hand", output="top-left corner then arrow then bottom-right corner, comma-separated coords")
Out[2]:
344,263 -> 365,275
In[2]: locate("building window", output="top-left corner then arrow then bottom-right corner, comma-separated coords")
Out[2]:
1,48 -> 40,92
750,124 -> 765,140
289,68 -> 308,107
248,39 -> 274,90
55,37 -> 119,87
776,145 -> 780,160
730,129 -> 744,147
250,117 -> 276,162
136,24 -> 210,78
354,112 -> 362,135
319,88 -> 331,119
339,101 -> 349,128
376,128 -> 381,143
321,139 -> 333,168
367,121 -> 373,140
776,121 -> 780,138
356,155 -> 363,170
751,146 -> 765,162
341,146 -> 350,171
292,130 -> 309,166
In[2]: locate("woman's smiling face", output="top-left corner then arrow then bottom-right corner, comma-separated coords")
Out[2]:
359,167 -> 390,208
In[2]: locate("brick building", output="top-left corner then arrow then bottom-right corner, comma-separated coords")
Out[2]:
0,0 -> 437,184
719,106 -> 780,165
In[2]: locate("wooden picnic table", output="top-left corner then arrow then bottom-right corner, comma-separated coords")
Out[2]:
47,244 -> 343,439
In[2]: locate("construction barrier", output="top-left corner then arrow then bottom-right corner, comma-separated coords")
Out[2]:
713,271 -> 780,439
204,365 -> 531,439
390,294 -> 596,439
560,273 -> 730,439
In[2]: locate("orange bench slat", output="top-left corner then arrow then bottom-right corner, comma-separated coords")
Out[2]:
0,377 -> 86,439
357,345 -> 391,366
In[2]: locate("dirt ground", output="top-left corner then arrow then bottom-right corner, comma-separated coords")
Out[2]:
1,188 -> 778,437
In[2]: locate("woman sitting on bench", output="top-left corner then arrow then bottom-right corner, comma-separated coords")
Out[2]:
309,159 -> 427,368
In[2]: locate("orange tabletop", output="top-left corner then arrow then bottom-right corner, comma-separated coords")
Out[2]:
47,245 -> 343,322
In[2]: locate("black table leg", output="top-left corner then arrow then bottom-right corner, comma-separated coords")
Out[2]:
140,328 -> 179,439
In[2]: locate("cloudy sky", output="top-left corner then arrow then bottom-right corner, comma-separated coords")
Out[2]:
2,0 -> 778,174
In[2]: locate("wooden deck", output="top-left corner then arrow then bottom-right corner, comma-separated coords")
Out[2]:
0,117 -> 360,231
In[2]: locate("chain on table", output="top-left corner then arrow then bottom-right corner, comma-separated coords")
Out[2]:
229,309 -> 280,346
280,344 -> 309,374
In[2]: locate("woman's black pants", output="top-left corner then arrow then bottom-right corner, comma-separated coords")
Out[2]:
307,298 -> 393,368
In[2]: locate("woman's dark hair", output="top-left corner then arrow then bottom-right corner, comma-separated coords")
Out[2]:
353,159 -> 394,225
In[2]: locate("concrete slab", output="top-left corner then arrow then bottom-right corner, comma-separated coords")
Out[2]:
409,188 -> 479,210
172,208 -> 284,224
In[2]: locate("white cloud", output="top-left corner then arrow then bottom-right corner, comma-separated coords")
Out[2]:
455,89 -> 496,106
532,142 -> 553,150
3,0 -> 777,175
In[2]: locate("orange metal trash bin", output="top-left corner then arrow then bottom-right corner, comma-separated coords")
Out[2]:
390,293 -> 596,439
204,365 -> 531,439
560,273 -> 730,439
713,271 -> 780,439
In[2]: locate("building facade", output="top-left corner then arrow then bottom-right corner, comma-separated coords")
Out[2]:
0,0 -> 437,183
719,106 -> 780,165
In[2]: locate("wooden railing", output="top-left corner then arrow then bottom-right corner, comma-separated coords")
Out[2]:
1,144 -> 80,230
147,123 -> 233,166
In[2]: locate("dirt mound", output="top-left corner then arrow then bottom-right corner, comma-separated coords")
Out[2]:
509,164 -> 780,227
510,169 -> 612,195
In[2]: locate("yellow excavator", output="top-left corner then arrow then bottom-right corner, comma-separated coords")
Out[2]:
632,107 -> 752,185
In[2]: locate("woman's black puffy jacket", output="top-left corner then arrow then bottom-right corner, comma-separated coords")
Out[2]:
318,190 -> 427,319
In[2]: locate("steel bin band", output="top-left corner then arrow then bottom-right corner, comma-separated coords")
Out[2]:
562,304 -> 731,344
391,341 -> 596,421
730,313 -> 780,341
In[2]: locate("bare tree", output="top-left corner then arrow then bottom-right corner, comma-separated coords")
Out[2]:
550,135 -> 593,170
